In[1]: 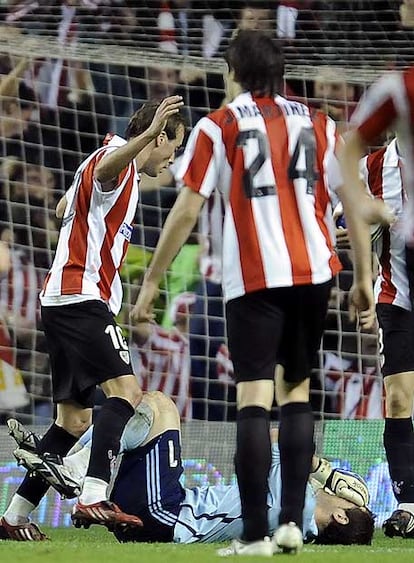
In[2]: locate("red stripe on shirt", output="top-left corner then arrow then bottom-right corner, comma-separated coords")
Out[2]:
358,98 -> 396,145
367,147 -> 386,198
226,109 -> 266,292
259,97 -> 312,284
97,166 -> 134,301
60,155 -> 98,294
366,147 -> 397,303
183,129 -> 214,192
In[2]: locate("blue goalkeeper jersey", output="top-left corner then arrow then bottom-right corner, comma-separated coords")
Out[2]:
174,444 -> 317,543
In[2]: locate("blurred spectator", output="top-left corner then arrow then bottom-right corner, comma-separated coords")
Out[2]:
401,0 -> 414,27
129,292 -> 195,420
147,65 -> 179,101
0,76 -> 57,166
0,158 -> 60,270
237,0 -> 273,33
0,224 -> 40,350
201,0 -> 274,58
0,316 -> 29,421
277,1 -> 301,39
322,325 -> 383,419
0,223 -> 49,422
157,0 -> 203,55
312,66 -> 359,134
0,53 -> 110,188
178,1 -> 276,124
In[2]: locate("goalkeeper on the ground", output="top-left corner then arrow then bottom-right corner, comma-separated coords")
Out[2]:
5,391 -> 374,547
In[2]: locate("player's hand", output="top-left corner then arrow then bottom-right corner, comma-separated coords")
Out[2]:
310,458 -> 369,507
326,469 -> 370,507
130,279 -> 159,324
335,227 -> 350,249
348,279 -> 376,330
147,95 -> 184,139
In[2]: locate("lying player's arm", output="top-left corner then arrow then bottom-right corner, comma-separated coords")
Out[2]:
271,427 -> 369,507
94,95 -> 183,185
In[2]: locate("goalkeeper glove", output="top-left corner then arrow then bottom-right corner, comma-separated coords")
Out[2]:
310,457 -> 369,507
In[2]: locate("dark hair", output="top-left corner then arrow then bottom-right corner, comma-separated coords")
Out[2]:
125,101 -> 186,141
316,508 -> 375,545
224,30 -> 284,97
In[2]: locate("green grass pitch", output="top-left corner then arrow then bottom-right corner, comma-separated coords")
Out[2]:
2,529 -> 414,563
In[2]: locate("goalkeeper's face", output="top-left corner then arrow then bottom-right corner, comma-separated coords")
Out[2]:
142,125 -> 185,177
315,490 -> 360,528
315,491 -> 375,545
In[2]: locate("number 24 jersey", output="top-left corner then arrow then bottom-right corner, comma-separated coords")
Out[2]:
177,92 -> 343,302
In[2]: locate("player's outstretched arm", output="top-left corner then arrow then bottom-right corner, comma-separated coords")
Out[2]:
131,186 -> 205,324
94,95 -> 184,185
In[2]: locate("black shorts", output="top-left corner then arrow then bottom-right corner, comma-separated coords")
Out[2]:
226,281 -> 332,384
41,300 -> 133,408
376,303 -> 414,377
110,429 -> 185,543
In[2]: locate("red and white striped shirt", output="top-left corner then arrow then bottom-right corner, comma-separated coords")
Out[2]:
178,92 -> 342,301
130,324 -> 192,420
351,68 -> 414,243
40,135 -> 139,315
360,139 -> 410,310
0,248 -> 42,329
198,189 -> 225,285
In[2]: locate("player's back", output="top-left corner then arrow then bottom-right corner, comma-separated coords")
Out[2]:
200,93 -> 342,300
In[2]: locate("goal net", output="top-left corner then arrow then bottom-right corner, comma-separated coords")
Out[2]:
0,0 -> 405,527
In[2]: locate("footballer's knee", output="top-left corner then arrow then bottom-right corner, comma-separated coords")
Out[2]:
147,391 -> 175,411
56,404 -> 92,437
236,380 -> 274,410
102,374 -> 143,407
386,389 -> 412,418
385,373 -> 414,417
67,416 -> 92,438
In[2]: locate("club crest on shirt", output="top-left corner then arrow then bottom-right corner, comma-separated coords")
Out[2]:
120,350 -> 130,364
119,222 -> 133,241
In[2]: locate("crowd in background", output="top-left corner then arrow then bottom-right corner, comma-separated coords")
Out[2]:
1,1 -> 412,66
0,0 -> 399,424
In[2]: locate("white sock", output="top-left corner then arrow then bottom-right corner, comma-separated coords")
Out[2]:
3,494 -> 36,525
79,477 -> 108,505
64,447 -> 91,484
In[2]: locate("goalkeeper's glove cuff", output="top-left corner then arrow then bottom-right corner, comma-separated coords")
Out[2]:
310,457 -> 332,487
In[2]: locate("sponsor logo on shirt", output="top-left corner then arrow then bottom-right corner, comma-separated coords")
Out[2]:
119,223 -> 133,241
